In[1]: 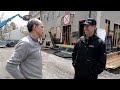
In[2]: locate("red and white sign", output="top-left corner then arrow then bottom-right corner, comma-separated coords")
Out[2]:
63,14 -> 70,25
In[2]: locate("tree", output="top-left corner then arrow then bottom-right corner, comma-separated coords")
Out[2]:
0,12 -> 5,22
10,22 -> 16,30
0,12 -> 6,39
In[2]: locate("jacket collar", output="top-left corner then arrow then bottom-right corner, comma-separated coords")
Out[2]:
81,34 -> 97,43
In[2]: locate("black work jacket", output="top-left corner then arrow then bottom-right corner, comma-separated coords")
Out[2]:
72,35 -> 106,77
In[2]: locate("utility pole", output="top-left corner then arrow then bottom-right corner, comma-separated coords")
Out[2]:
89,11 -> 91,18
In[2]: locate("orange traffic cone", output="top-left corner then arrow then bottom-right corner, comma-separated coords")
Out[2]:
64,40 -> 66,45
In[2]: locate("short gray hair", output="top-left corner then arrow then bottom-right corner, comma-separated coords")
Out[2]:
27,18 -> 41,32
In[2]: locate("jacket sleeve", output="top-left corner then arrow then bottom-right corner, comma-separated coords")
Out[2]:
92,39 -> 107,75
72,44 -> 77,62
72,40 -> 79,65
6,41 -> 29,79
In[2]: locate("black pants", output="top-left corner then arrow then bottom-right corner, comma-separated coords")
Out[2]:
74,74 -> 98,80
74,69 -> 98,80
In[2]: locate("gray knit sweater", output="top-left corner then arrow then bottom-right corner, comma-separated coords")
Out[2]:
6,34 -> 42,79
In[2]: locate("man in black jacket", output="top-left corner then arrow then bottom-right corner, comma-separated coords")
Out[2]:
72,18 -> 106,79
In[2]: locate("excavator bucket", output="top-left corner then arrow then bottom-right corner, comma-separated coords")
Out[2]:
22,15 -> 31,21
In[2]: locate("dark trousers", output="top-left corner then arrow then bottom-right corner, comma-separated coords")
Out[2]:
74,69 -> 98,80
73,65 -> 98,80
74,74 -> 98,80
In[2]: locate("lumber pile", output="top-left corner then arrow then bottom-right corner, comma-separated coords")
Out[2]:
106,51 -> 120,69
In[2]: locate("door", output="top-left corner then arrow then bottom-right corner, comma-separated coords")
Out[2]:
113,24 -> 118,47
79,20 -> 85,37
63,25 -> 71,45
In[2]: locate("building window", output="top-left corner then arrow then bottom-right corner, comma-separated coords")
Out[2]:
105,19 -> 110,36
113,24 -> 120,47
38,17 -> 40,20
42,15 -> 44,20
55,11 -> 60,17
65,11 -> 70,14
51,11 -> 54,19
56,26 -> 61,39
44,15 -> 45,20
50,27 -> 55,37
46,13 -> 49,21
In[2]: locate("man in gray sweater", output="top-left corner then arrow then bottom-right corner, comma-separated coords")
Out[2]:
6,18 -> 44,79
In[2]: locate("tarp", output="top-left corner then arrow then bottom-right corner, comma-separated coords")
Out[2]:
96,28 -> 106,42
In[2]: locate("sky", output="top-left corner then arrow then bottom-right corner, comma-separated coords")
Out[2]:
0,11 -> 29,26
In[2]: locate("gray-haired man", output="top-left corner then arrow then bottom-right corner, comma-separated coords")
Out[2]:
6,18 -> 44,79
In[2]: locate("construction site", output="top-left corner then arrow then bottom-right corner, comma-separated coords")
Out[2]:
0,11 -> 120,79
30,11 -> 120,78
29,11 -> 120,70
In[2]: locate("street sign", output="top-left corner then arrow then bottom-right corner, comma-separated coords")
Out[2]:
63,14 -> 70,25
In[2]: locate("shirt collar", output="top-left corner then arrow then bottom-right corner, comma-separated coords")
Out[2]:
29,33 -> 38,42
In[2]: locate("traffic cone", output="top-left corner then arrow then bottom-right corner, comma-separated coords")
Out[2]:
64,40 -> 66,45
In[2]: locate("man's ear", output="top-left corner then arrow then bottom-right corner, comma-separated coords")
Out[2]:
93,25 -> 96,29
33,25 -> 37,29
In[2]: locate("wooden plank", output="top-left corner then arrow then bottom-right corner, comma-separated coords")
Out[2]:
107,57 -> 120,66
106,57 -> 120,69
107,57 -> 120,64
107,53 -> 120,59
107,51 -> 120,60
107,51 -> 120,58
107,55 -> 119,61
106,64 -> 120,69
106,51 -> 120,69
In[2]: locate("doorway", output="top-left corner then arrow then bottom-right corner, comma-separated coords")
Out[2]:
63,25 -> 71,45
79,20 -> 85,37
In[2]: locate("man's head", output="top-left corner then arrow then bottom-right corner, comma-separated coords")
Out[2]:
83,18 -> 97,37
27,18 -> 44,38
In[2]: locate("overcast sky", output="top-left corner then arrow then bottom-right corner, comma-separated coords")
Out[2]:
0,11 -> 29,26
